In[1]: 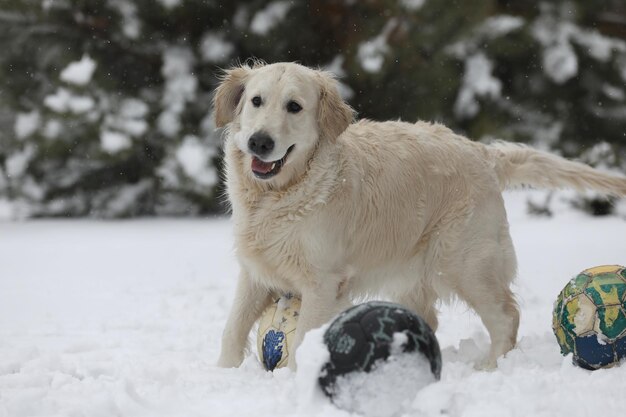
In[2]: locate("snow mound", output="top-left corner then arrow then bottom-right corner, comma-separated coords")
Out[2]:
331,333 -> 437,417
295,326 -> 331,413
14,111 -> 41,139
543,42 -> 578,84
60,55 -> 96,86
158,47 -> 197,138
44,88 -> 94,114
100,130 -> 131,154
532,11 -> 626,84
250,1 -> 293,36
200,33 -> 234,63
454,53 -> 502,118
295,328 -> 437,417
175,136 -> 218,187
400,0 -> 426,12
357,19 -> 397,74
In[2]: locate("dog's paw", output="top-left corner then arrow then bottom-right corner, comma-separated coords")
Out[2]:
473,357 -> 498,371
216,352 -> 244,368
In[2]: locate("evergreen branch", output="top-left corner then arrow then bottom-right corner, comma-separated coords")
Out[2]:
0,11 -> 37,24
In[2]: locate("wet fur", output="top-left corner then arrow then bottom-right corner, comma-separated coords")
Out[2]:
214,62 -> 626,370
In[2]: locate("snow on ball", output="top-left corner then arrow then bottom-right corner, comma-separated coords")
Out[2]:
553,265 -> 626,370
257,294 -> 301,371
319,301 -> 442,416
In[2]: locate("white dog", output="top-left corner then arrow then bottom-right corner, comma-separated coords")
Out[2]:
214,61 -> 626,370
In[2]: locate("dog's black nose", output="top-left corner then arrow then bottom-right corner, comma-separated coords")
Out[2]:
248,132 -> 275,156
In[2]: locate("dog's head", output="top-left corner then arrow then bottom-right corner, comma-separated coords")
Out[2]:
214,62 -> 354,188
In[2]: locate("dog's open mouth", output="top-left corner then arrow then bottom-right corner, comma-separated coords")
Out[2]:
251,145 -> 295,179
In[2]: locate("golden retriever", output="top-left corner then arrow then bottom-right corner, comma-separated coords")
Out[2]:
213,61 -> 626,370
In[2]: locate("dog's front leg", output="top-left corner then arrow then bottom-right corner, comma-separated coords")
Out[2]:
287,282 -> 351,370
217,269 -> 272,368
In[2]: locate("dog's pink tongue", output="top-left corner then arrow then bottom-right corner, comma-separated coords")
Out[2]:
251,157 -> 273,174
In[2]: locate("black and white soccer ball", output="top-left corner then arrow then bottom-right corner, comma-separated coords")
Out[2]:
318,301 -> 442,405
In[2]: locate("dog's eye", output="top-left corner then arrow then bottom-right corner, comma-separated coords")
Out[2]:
286,101 -> 302,114
251,96 -> 262,107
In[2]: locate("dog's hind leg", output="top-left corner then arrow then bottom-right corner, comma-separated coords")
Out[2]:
456,236 -> 519,369
394,284 -> 439,332
435,193 -> 520,369
461,281 -> 519,369
217,269 -> 272,368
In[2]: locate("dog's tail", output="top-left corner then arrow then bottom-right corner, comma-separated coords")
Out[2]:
490,142 -> 626,196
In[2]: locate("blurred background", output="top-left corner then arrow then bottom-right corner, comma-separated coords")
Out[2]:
1,0 -> 625,219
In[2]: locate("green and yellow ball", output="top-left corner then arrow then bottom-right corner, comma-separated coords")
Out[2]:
553,265 -> 626,370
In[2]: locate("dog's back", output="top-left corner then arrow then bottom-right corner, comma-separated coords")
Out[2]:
342,119 -> 626,197
319,119 -> 510,285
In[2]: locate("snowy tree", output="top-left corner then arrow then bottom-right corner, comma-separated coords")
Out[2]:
1,0 -> 625,218
0,0 -> 229,217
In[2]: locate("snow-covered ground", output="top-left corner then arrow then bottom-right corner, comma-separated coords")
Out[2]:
1,191 -> 625,417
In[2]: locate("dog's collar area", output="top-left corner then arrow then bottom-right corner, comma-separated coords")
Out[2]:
251,145 -> 295,179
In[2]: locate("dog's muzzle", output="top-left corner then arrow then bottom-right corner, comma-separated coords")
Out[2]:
251,144 -> 296,179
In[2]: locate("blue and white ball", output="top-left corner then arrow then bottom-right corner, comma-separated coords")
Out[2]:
257,294 -> 301,371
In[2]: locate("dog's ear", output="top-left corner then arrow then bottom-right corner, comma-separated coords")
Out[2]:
316,72 -> 355,141
213,66 -> 251,128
